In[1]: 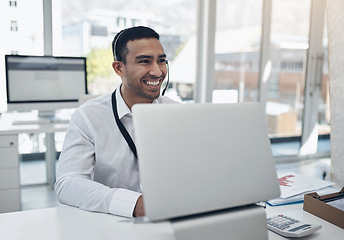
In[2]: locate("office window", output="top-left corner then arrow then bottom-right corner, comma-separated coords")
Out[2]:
10,21 -> 18,31
91,25 -> 107,36
131,19 -> 141,26
214,0 -> 263,103
268,0 -> 311,140
60,0 -> 197,102
265,0 -> 311,157
1,0 -> 43,112
1,0 -> 330,161
9,0 -> 17,7
117,17 -> 126,27
1,0 -> 45,160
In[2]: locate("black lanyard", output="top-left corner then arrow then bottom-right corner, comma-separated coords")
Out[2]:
111,89 -> 137,159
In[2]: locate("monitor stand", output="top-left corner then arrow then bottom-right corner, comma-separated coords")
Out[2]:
37,110 -> 56,119
39,110 -> 70,123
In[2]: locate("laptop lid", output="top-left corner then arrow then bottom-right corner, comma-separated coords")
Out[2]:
132,102 -> 280,221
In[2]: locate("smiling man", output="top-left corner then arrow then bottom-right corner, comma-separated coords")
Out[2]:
112,27 -> 170,109
55,26 -> 177,218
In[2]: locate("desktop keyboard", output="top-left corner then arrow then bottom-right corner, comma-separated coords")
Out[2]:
11,119 -> 69,125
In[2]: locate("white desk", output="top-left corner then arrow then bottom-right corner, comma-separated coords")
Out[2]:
0,206 -> 175,240
0,113 -> 69,212
266,203 -> 343,239
0,204 -> 342,240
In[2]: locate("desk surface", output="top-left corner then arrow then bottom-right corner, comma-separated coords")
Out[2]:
0,204 -> 342,240
0,112 -> 69,135
0,206 -> 175,240
266,203 -> 343,239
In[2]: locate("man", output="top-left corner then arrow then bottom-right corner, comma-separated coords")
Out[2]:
55,26 -> 177,218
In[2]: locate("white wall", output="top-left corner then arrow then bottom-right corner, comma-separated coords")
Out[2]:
326,0 -> 344,187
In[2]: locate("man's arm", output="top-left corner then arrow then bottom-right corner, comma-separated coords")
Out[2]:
55,109 -> 141,218
55,174 -> 141,217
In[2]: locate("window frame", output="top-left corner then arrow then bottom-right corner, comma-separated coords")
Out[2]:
196,0 -> 329,161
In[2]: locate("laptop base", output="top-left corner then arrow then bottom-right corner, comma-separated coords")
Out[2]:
171,205 -> 268,240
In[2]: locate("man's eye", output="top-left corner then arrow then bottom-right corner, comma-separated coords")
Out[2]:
159,59 -> 166,63
139,60 -> 150,63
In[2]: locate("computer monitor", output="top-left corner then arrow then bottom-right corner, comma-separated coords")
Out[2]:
5,55 -> 88,118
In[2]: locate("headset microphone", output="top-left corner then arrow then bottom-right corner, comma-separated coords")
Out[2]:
162,59 -> 169,96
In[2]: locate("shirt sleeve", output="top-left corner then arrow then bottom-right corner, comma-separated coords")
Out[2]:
54,108 -> 141,218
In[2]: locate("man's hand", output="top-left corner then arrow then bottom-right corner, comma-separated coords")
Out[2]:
133,195 -> 145,217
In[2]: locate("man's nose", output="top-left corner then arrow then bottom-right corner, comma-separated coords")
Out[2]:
149,62 -> 162,76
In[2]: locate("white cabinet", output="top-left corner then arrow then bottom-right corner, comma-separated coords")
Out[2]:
0,135 -> 20,213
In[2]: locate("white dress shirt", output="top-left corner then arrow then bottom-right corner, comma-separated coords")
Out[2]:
55,87 -> 177,217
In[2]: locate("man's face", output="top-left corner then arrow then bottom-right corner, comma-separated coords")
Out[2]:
119,38 -> 167,105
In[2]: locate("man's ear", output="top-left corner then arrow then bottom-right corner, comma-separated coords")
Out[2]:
112,61 -> 124,76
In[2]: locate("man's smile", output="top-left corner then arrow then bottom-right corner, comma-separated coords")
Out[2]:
142,77 -> 163,88
145,80 -> 160,86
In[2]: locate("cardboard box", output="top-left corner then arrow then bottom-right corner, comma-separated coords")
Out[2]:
303,187 -> 344,229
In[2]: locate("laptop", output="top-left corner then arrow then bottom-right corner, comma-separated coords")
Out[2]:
132,102 -> 280,222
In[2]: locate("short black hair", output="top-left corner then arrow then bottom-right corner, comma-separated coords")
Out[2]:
112,26 -> 160,64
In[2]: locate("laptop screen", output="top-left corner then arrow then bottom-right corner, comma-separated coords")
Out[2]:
132,102 -> 280,221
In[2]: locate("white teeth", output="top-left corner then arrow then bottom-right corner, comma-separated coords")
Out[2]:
146,81 -> 159,86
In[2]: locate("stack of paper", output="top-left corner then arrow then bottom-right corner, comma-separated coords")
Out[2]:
267,172 -> 335,206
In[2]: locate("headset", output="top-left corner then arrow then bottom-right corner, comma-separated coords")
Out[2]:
113,30 -> 125,62
162,59 -> 169,96
113,29 -> 170,96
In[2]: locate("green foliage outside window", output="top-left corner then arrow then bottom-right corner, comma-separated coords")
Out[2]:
86,47 -> 115,83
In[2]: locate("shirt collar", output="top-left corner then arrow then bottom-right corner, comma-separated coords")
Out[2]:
115,85 -> 160,119
115,86 -> 131,119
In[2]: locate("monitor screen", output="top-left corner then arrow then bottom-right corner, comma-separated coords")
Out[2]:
5,55 -> 87,116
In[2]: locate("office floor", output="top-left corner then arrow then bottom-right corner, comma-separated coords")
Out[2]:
20,160 -> 61,210
19,158 -> 332,211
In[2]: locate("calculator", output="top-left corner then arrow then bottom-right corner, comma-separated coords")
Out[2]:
267,215 -> 322,238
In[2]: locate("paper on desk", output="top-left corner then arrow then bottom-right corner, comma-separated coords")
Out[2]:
327,198 -> 344,211
278,172 -> 334,199
267,185 -> 337,206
